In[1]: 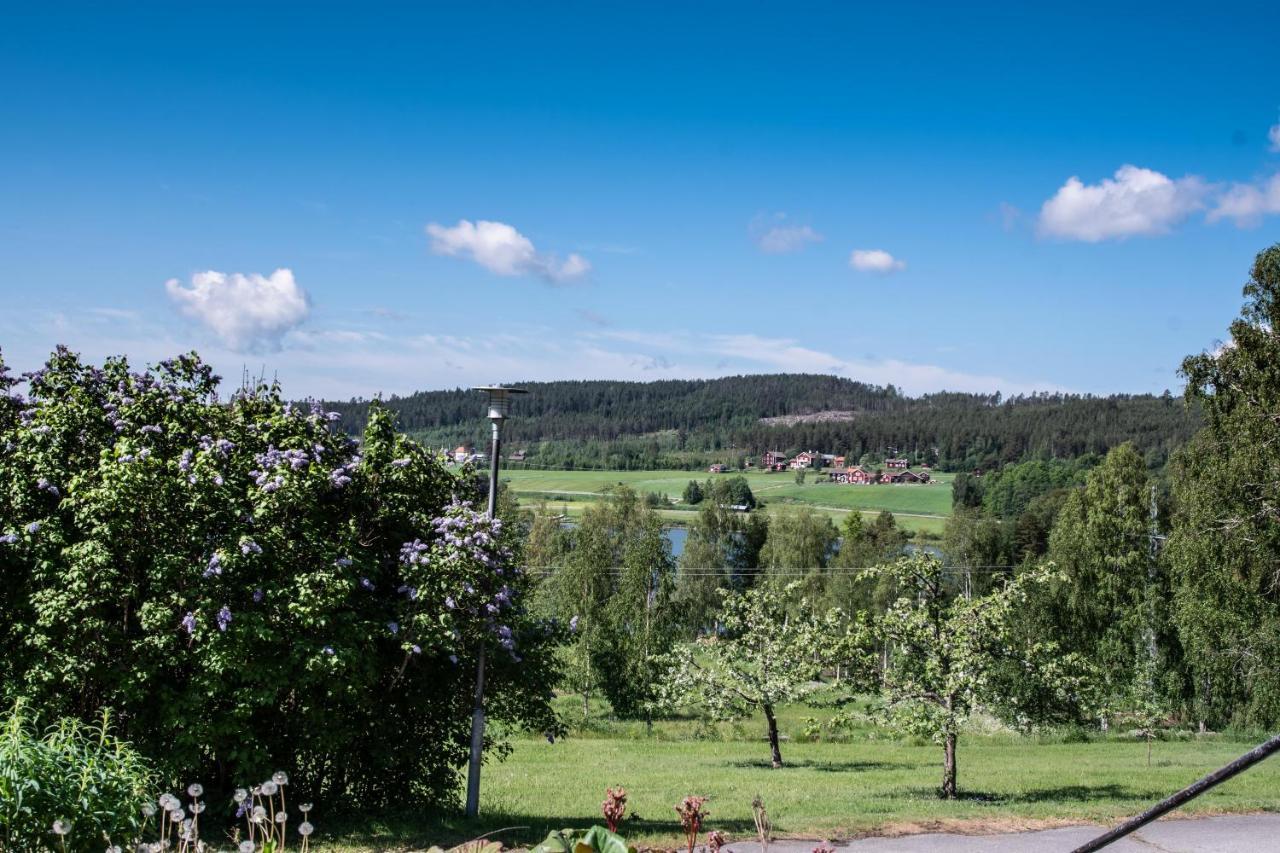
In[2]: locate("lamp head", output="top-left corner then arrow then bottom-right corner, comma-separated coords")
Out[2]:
473,385 -> 528,421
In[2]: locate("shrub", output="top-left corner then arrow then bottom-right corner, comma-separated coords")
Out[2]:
0,348 -> 562,809
0,702 -> 153,853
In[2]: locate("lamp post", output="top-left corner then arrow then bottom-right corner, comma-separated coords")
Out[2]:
465,385 -> 527,819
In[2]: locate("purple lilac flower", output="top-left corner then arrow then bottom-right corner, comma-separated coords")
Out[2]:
216,605 -> 232,632
140,424 -> 162,435
0,533 -> 18,545
179,449 -> 193,472
360,577 -> 375,591
213,474 -> 224,486
180,612 -> 196,635
336,557 -> 352,567
387,621 -> 399,635
204,553 -> 223,578
31,425 -> 50,435
569,615 -> 580,633
36,478 -> 60,498
325,411 -> 341,422
444,596 -> 456,609
449,654 -> 458,664
322,646 -> 335,656
25,522 -> 40,535
240,539 -> 262,556
411,644 -> 421,655
137,447 -> 150,460
253,588 -> 264,602
391,457 -> 411,468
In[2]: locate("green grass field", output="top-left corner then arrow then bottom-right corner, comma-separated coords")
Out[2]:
322,699 -> 1280,851
501,468 -> 953,536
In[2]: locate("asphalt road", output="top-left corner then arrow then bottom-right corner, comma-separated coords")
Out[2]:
736,814 -> 1280,852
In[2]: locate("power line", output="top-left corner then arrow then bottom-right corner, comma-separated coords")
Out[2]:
521,564 -> 1018,576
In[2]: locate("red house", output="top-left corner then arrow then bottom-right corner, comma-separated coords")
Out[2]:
828,465 -> 876,484
762,451 -> 788,471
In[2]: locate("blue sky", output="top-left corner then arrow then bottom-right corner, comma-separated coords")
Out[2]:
2,1 -> 1279,399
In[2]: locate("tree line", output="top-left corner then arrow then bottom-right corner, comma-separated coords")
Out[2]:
326,375 -> 1199,472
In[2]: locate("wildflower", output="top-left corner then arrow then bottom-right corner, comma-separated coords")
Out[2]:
273,770 -> 289,785
52,819 -> 71,835
187,783 -> 203,798
298,821 -> 314,837
216,605 -> 232,632
180,612 -> 196,636
569,615 -> 580,632
262,781 -> 279,796
240,842 -> 255,853
299,802 -> 312,813
275,811 -> 288,823
234,788 -> 249,803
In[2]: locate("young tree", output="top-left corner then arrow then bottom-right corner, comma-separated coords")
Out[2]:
1024,444 -> 1178,725
538,487 -> 677,718
675,499 -> 769,632
682,479 -> 705,505
654,583 -> 868,767
1169,243 -> 1280,728
871,554 -> 1095,798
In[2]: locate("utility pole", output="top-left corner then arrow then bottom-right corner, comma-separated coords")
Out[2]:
465,385 -> 527,819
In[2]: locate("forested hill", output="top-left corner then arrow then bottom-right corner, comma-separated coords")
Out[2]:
326,374 -> 1199,471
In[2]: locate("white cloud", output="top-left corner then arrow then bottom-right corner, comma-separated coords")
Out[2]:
1037,165 -> 1209,241
164,269 -> 310,352
750,213 -> 824,254
425,219 -> 590,284
757,224 -> 823,253
1208,173 -> 1280,227
849,249 -> 906,273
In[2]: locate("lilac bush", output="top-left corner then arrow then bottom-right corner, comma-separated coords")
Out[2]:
0,346 -> 561,809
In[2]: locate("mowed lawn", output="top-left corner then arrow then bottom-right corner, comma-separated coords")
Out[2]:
322,702 -> 1280,851
501,468 -> 954,535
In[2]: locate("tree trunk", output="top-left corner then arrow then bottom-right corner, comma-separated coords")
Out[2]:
764,703 -> 783,768
941,730 -> 957,798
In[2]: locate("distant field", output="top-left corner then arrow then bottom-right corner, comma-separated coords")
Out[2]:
501,467 -> 953,535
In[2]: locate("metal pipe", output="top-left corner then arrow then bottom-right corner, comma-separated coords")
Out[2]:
465,419 -> 502,818
1071,731 -> 1280,852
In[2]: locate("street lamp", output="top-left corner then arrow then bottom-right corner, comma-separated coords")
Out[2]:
465,384 -> 527,819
